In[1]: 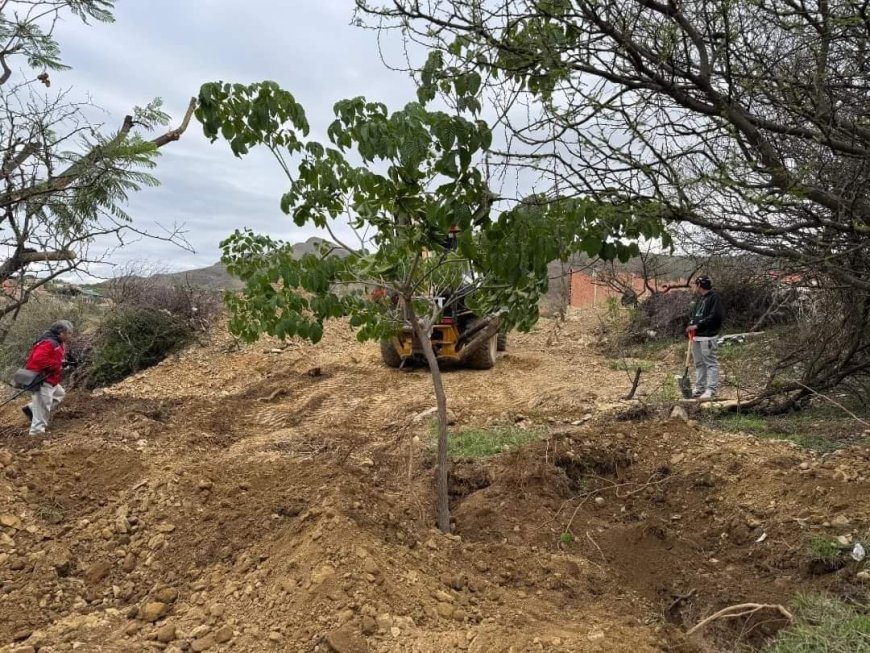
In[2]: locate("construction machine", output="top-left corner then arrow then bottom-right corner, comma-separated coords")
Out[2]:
377,226 -> 505,370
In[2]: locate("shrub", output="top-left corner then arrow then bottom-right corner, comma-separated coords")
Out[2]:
81,307 -> 193,388
625,265 -> 797,343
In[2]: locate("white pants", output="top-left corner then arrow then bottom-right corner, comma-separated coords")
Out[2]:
27,383 -> 65,435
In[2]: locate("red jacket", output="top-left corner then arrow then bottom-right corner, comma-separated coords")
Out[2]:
25,338 -> 65,386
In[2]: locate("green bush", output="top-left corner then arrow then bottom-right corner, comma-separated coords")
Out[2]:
83,308 -> 193,387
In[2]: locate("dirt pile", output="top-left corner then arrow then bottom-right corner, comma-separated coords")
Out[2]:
0,312 -> 867,652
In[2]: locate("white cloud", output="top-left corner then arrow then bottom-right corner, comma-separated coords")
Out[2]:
48,0 -> 416,273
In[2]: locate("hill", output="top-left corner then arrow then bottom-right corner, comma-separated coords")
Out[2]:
97,237 -> 347,292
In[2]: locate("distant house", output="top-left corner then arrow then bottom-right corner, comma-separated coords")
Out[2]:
569,270 -> 687,308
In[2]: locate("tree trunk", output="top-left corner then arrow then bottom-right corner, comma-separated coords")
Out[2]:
406,300 -> 451,533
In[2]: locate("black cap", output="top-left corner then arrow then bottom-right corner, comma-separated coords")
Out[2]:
695,275 -> 712,290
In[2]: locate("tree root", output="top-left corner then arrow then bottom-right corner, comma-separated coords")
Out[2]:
686,603 -> 794,637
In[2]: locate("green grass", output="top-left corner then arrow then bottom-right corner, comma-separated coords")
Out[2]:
430,424 -> 544,458
608,358 -> 655,372
765,595 -> 870,652
805,536 -> 843,566
711,412 -> 861,453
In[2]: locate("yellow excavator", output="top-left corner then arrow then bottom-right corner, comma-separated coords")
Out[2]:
377,226 -> 506,369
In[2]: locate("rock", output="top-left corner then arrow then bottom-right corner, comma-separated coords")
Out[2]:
10,647 -> 35,653
214,626 -> 233,644
375,614 -> 393,632
156,624 -> 177,643
190,625 -> 211,638
268,631 -> 282,642
746,517 -> 763,529
84,561 -> 112,585
0,449 -> 12,466
670,453 -> 686,465
156,522 -> 177,533
831,515 -> 850,527
0,514 -> 22,529
115,516 -> 131,535
191,635 -> 215,652
799,462 -> 810,470
361,616 -> 377,635
325,627 -> 367,653
436,602 -> 454,619
434,590 -> 455,603
121,553 -> 137,573
669,405 -> 689,423
425,538 -> 438,550
453,608 -> 467,622
11,630 -> 32,642
197,479 -> 213,491
835,535 -> 852,547
138,602 -> 169,623
594,497 -> 606,507
154,587 -> 179,604
311,564 -> 336,584
208,604 -> 225,618
362,557 -> 379,575
413,406 -> 457,425
857,570 -> 870,581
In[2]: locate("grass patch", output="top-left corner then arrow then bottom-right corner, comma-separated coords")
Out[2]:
608,358 -> 655,373
805,536 -> 843,567
710,410 -> 866,453
430,424 -> 544,459
765,594 -> 870,652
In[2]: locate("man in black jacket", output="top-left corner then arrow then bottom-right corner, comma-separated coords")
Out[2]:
687,276 -> 724,399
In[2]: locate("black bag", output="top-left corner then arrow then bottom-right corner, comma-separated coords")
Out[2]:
12,368 -> 44,390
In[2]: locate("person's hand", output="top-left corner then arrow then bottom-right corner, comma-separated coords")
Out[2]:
686,325 -> 697,336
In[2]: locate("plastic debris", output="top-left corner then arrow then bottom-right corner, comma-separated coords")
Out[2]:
852,542 -> 866,562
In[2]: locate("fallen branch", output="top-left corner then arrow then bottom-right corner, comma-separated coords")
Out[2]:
686,603 -> 794,637
793,381 -> 870,428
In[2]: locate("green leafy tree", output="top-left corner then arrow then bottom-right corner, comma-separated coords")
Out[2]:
0,0 -> 195,340
196,81 -> 666,531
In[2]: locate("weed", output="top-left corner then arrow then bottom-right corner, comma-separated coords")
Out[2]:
806,536 -> 843,567
764,594 -> 870,652
559,532 -> 575,546
36,497 -> 65,524
429,424 -> 544,459
717,414 -> 768,433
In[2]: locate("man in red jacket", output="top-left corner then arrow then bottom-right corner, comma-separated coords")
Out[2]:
23,320 -> 73,436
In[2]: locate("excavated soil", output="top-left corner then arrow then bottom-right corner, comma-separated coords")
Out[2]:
0,310 -> 868,653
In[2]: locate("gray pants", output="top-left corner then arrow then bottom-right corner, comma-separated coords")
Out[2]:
27,383 -> 65,435
692,338 -> 719,393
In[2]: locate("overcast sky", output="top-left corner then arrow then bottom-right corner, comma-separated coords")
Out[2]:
52,0 -> 418,275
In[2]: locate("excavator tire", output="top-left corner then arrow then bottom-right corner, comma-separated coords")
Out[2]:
465,332 -> 498,370
380,339 -> 403,369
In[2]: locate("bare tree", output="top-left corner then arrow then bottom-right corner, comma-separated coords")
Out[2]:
0,0 -> 194,340
356,0 -> 870,409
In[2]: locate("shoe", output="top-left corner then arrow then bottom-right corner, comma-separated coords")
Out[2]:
691,389 -> 704,398
22,405 -> 32,421
699,390 -> 716,401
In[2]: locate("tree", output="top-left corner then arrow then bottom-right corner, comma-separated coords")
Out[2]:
355,0 -> 870,410
195,80 -> 664,531
0,0 -> 195,339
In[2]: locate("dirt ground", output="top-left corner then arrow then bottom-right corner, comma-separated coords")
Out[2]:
0,309 -> 867,652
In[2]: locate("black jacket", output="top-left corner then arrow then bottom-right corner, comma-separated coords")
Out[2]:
689,290 -> 724,337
